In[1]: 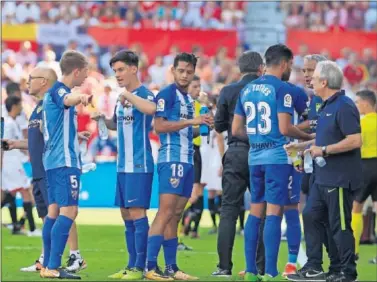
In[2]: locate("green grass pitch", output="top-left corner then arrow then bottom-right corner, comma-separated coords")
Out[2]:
1,209 -> 376,281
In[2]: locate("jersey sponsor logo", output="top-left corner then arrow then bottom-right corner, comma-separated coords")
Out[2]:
28,119 -> 41,128
180,113 -> 190,120
170,177 -> 180,188
71,190 -> 78,200
58,88 -> 67,97
157,99 -> 165,112
250,142 -> 278,149
316,103 -> 322,112
284,94 -> 292,107
118,115 -> 135,123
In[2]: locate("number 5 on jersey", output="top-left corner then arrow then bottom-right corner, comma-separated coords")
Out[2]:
245,101 -> 272,135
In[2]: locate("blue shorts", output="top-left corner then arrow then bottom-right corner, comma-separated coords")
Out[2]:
46,167 -> 81,207
115,172 -> 153,209
32,177 -> 48,218
249,164 -> 291,205
158,162 -> 194,198
285,167 -> 303,205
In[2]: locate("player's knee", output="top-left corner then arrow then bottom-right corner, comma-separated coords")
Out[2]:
128,207 -> 146,220
284,204 -> 298,211
266,203 -> 283,216
47,204 -> 59,219
60,206 -> 78,220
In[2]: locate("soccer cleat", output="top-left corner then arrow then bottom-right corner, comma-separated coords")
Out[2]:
369,256 -> 377,264
20,260 -> 43,272
326,273 -> 357,282
325,271 -> 341,282
121,268 -> 143,280
41,268 -> 81,279
27,229 -> 43,237
286,267 -> 326,281
66,254 -> 87,273
211,268 -> 232,277
261,274 -> 282,281
145,268 -> 174,281
283,264 -> 297,277
108,268 -> 130,279
166,269 -> 199,280
177,242 -> 193,251
244,272 -> 261,281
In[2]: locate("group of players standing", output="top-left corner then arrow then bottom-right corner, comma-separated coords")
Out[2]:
2,42 -> 374,282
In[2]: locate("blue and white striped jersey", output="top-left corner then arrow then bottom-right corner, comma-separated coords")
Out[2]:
155,83 -> 194,164
42,81 -> 81,170
113,85 -> 155,173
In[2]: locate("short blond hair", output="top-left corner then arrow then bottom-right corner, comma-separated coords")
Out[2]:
60,50 -> 88,75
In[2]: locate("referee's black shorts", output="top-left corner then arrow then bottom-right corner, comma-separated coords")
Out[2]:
194,145 -> 202,184
301,172 -> 311,195
354,158 -> 377,203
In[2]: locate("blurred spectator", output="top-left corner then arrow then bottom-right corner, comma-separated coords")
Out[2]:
15,2 -> 40,23
163,45 -> 180,66
336,47 -> 352,70
100,45 -> 119,76
293,44 -> 308,68
1,42 -> 15,63
36,50 -> 62,79
343,53 -> 365,87
15,41 -> 37,66
3,53 -> 23,83
99,7 -> 122,28
284,3 -> 305,28
124,9 -> 141,28
362,48 -> 377,73
148,55 -> 168,87
364,3 -> 377,30
96,81 -> 119,119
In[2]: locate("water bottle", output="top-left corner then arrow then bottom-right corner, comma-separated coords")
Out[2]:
79,140 -> 87,157
0,117 -> 4,139
199,105 -> 209,136
98,117 -> 108,140
315,156 -> 326,167
82,162 -> 97,174
303,151 -> 313,173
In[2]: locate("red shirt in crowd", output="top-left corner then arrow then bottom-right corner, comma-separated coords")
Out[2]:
343,64 -> 364,86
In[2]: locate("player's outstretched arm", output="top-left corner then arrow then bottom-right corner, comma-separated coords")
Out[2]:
64,93 -> 93,107
231,114 -> 247,138
91,112 -> 117,131
2,139 -> 28,150
120,91 -> 156,115
154,115 -> 212,134
297,120 -> 310,130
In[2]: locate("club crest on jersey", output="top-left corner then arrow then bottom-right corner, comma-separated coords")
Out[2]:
71,190 -> 78,200
170,177 -> 180,188
123,100 -> 133,108
58,88 -> 67,97
147,95 -> 155,101
37,106 -> 43,113
284,94 -> 292,107
157,99 -> 165,112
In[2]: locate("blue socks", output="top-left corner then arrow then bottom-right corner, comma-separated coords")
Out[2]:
147,235 -> 164,271
244,214 -> 261,274
42,217 -> 56,267
47,215 -> 73,269
264,215 -> 282,277
134,217 -> 149,270
285,209 -> 301,264
163,237 -> 179,272
125,220 -> 136,269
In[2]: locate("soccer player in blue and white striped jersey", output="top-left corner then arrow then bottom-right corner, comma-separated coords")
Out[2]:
145,53 -> 212,281
41,50 -> 91,280
91,50 -> 156,281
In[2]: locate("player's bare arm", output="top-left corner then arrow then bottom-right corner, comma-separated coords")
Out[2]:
64,93 -> 93,107
1,139 -> 28,150
278,113 -> 313,141
90,112 -> 117,131
231,114 -> 247,138
154,115 -> 213,134
120,90 -> 156,115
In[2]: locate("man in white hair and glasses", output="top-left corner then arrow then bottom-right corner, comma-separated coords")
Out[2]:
287,61 -> 362,282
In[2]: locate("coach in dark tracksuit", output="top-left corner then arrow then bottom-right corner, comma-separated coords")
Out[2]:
211,51 -> 265,277
306,61 -> 361,282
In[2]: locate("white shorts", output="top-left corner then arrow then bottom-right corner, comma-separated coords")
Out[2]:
200,146 -> 222,191
1,158 -> 31,192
